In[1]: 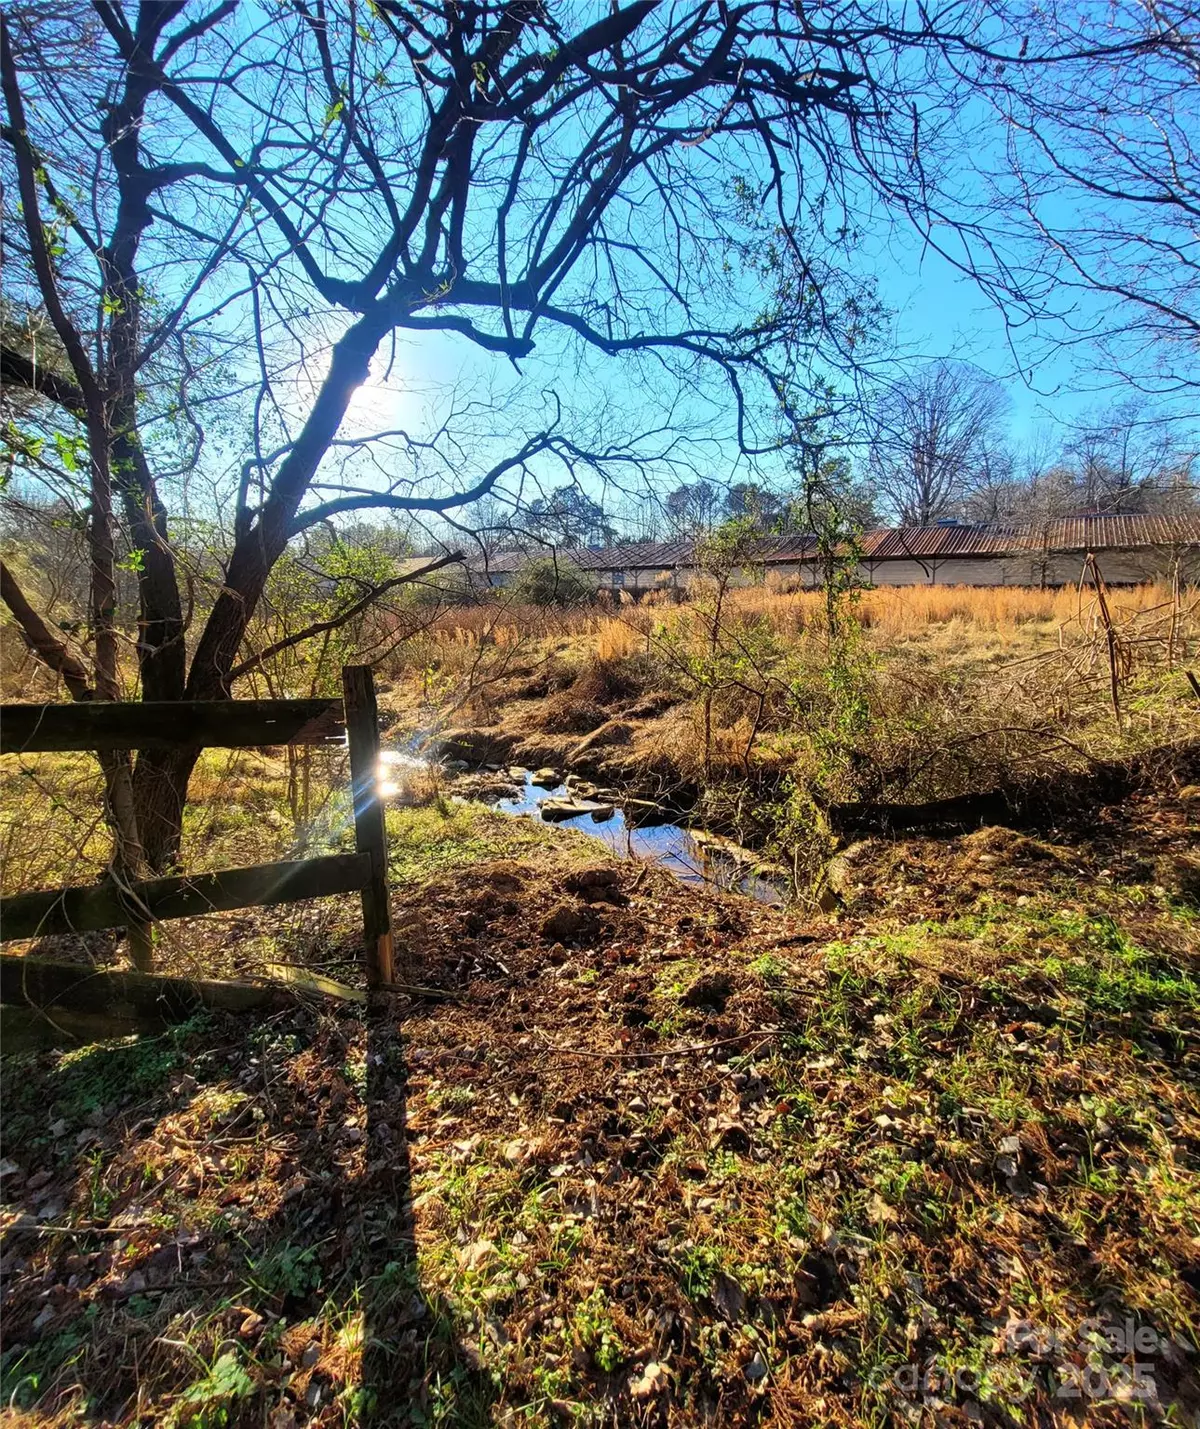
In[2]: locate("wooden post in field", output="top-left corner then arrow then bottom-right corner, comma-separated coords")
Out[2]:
342,665 -> 394,987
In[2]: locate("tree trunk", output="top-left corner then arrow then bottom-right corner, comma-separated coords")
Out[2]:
132,746 -> 202,873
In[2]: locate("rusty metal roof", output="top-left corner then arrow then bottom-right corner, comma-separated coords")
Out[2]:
866,524 -> 1023,561
1019,514 -> 1200,551
574,540 -> 697,570
867,514 -> 1200,560
464,514 -> 1198,578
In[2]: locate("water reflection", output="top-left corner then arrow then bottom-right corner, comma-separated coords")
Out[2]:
493,773 -> 784,905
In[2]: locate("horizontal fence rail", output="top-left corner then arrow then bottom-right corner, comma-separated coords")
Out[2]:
0,668 -> 394,988
0,955 -> 361,1034
0,855 -> 371,941
0,698 -> 345,755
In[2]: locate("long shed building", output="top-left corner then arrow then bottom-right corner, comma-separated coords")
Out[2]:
471,514 -> 1199,594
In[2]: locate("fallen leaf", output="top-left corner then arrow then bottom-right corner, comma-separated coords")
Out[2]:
866,1194 -> 898,1224
459,1239 -> 497,1271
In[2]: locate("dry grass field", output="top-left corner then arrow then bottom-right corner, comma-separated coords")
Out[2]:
2,580 -> 1197,1427
411,580 -> 1190,648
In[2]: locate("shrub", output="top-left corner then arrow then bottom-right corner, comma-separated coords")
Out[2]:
508,557 -> 598,607
540,693 -> 609,733
572,652 -> 660,703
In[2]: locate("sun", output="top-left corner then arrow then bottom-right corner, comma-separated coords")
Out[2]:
342,360 -> 431,439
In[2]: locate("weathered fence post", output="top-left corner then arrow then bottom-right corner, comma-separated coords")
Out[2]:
126,917 -> 154,974
342,665 -> 395,987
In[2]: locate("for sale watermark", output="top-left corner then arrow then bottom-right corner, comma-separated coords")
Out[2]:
886,1317 -> 1163,1406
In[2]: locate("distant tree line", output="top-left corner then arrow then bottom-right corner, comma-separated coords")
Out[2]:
646,365 -> 1199,542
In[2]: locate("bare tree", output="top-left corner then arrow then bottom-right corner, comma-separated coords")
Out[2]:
1,0 -> 1177,874
525,486 -> 615,548
959,440 -> 1018,523
1067,403 -> 1199,515
975,0 -> 1200,400
868,363 -> 1009,525
664,481 -> 724,538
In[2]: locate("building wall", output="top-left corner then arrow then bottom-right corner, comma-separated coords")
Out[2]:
489,542 -> 1196,595
768,548 -> 1195,589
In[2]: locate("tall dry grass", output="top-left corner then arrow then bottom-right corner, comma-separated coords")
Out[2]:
728,580 -> 1188,638
420,600 -> 613,646
398,583 -> 1197,704
413,582 -> 1192,655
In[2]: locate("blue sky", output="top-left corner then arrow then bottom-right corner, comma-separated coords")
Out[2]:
103,0 -> 1194,530
336,236 -> 1130,512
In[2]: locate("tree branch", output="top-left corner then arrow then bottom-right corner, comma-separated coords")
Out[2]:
0,560 -> 94,701
227,551 -> 465,683
0,343 -> 86,415
0,16 -> 100,406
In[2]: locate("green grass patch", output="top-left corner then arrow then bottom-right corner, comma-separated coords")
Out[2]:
2,1014 -> 214,1150
385,802 -> 563,884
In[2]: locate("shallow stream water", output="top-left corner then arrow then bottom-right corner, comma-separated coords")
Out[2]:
379,747 -> 785,904
493,773 -> 784,904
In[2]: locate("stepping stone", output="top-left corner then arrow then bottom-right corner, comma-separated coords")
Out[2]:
541,798 -> 608,822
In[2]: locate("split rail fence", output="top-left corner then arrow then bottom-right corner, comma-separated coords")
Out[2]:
0,665 -> 394,1005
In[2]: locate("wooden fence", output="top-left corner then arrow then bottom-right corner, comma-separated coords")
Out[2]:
0,665 -> 394,988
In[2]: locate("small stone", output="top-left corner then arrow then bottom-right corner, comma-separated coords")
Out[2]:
630,1362 -> 669,1397
744,1352 -> 768,1382
540,798 -> 607,822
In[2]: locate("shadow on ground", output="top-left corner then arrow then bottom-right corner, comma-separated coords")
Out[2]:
0,996 -> 492,1425
361,1000 -> 497,1426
